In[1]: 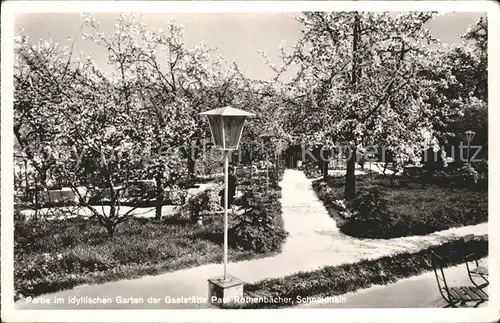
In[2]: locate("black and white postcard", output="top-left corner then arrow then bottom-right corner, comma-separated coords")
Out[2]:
1,1 -> 499,322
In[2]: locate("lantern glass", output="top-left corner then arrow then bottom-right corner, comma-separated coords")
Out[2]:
207,115 -> 224,147
201,106 -> 254,151
223,116 -> 246,150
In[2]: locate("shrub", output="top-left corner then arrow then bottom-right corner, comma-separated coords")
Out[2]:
230,187 -> 287,253
274,163 -> 285,181
340,188 -> 398,238
14,246 -> 118,298
458,164 -> 479,184
475,160 -> 488,176
331,199 -> 353,218
303,162 -> 321,179
473,160 -> 488,190
15,218 -> 56,254
312,180 -> 331,201
349,188 -> 392,219
14,208 -> 26,223
268,166 -> 281,189
237,170 -> 284,199
165,184 -> 188,205
182,186 -> 222,222
412,160 -> 487,190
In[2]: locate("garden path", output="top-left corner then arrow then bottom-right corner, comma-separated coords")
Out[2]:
15,169 -> 487,309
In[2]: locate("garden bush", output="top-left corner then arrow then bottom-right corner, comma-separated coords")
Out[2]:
474,160 -> 488,177
274,163 -> 286,181
230,186 -> 287,253
237,168 -> 283,198
419,163 -> 487,190
340,188 -> 399,238
457,164 -> 480,185
15,247 -> 118,298
164,184 -> 188,205
14,207 -> 27,222
268,166 -> 281,189
182,186 -> 222,222
302,161 -> 322,179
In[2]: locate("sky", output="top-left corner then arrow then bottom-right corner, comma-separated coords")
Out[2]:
15,12 -> 485,81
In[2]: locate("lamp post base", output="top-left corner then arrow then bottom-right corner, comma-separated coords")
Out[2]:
207,275 -> 244,307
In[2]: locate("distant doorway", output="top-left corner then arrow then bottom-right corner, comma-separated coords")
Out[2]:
283,145 -> 303,169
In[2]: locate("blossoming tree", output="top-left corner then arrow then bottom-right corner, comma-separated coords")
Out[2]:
262,12 -> 458,197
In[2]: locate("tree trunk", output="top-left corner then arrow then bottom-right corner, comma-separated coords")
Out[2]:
187,156 -> 196,185
155,172 -> 164,220
344,13 -> 360,200
322,149 -> 330,180
389,175 -> 394,187
109,186 -> 116,220
345,147 -> 357,199
105,221 -> 115,237
106,180 -> 118,237
34,180 -> 40,220
24,159 -> 29,198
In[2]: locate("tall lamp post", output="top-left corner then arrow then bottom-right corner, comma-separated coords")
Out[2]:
200,106 -> 254,305
465,130 -> 476,164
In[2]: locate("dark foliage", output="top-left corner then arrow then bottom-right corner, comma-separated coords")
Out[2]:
340,187 -> 396,238
230,167 -> 288,253
230,188 -> 287,253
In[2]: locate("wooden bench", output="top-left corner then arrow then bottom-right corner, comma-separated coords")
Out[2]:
447,286 -> 488,305
430,251 -> 488,308
465,253 -> 489,289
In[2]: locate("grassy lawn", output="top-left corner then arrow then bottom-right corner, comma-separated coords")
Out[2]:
14,214 -> 275,300
313,173 -> 487,238
223,235 -> 488,309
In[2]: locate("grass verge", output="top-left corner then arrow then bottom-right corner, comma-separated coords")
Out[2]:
223,235 -> 488,309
